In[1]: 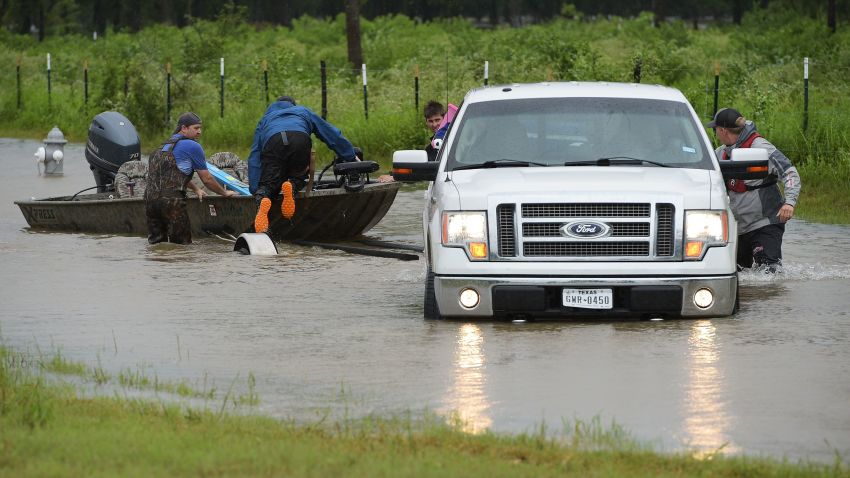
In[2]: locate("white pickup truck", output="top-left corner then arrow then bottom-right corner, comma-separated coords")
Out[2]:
393,82 -> 769,320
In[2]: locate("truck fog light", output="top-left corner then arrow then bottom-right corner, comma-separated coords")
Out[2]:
693,288 -> 714,309
459,288 -> 480,309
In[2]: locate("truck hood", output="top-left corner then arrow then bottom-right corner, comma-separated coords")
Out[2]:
446,166 -> 714,209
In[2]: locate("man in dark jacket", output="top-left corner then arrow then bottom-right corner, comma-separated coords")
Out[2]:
144,112 -> 237,244
248,96 -> 357,233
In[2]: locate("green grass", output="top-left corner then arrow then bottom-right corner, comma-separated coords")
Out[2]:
1,345 -> 847,477
1,8 -> 848,223
795,152 -> 850,224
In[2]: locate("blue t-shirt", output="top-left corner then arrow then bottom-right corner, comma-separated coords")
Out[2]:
163,134 -> 207,175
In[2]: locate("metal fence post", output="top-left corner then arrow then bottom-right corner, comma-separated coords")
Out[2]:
414,65 -> 420,112
84,59 -> 89,107
633,57 -> 642,83
320,60 -> 328,120
46,53 -> 51,108
219,57 -> 225,118
263,59 -> 269,104
166,63 -> 172,124
362,63 -> 368,120
16,57 -> 22,109
713,61 -> 720,116
803,57 -> 809,132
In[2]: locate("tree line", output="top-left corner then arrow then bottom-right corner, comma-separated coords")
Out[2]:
1,0 -> 843,40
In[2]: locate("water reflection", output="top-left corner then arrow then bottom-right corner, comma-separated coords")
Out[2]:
442,323 -> 492,433
684,320 -> 737,455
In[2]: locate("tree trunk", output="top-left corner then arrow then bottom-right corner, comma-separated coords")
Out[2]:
93,0 -> 108,36
732,0 -> 743,25
38,4 -> 44,41
489,0 -> 499,26
828,0 -> 836,33
281,0 -> 291,27
345,0 -> 363,73
690,1 -> 699,29
652,0 -> 665,27
508,0 -> 521,27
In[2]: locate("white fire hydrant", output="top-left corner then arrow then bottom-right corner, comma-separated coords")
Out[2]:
35,126 -> 67,176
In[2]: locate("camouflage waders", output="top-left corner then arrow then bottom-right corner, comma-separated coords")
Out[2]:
144,137 -> 193,244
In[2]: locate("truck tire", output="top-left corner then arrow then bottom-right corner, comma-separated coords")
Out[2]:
424,270 -> 443,320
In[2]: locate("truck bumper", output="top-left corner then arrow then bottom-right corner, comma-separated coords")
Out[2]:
434,275 -> 737,319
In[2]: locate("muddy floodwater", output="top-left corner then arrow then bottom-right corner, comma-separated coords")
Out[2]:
2,137 -> 849,463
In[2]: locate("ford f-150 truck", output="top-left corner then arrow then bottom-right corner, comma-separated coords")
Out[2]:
393,82 -> 768,320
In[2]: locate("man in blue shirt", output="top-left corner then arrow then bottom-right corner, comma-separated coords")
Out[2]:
248,96 -> 357,233
144,112 -> 237,244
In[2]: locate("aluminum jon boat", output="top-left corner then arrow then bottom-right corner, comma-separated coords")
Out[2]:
15,180 -> 400,241
15,110 -> 400,242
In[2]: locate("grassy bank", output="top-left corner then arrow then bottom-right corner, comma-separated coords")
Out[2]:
2,346 -> 846,477
1,7 -> 848,223
2,7 -> 849,157
795,152 -> 850,224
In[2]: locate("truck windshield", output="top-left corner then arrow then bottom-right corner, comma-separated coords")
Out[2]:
446,97 -> 713,171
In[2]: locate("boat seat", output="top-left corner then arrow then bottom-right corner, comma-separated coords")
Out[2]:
114,160 -> 148,198
208,151 -> 248,183
333,160 -> 380,175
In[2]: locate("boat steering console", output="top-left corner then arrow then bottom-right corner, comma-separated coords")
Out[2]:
332,161 -> 380,192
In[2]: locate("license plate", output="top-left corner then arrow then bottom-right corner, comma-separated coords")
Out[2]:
562,288 -> 613,309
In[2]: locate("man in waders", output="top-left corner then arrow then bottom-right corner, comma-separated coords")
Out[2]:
709,108 -> 802,272
144,112 -> 237,244
247,96 -> 358,233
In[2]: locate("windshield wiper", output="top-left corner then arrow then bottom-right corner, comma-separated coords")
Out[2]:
564,156 -> 670,168
452,159 -> 548,171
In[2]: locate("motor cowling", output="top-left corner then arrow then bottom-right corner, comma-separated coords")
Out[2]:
85,111 -> 141,193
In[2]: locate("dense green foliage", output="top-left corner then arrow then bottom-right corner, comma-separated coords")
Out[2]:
1,5 -> 848,222
1,6 -> 848,159
6,0 -> 830,35
3,345 -> 847,477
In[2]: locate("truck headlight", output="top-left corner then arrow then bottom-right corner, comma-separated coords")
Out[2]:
442,211 -> 488,260
684,210 -> 728,260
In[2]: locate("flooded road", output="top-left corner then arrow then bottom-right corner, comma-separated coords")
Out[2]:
1,137 -> 849,463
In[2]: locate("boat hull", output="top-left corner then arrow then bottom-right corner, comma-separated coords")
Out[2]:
15,182 -> 401,241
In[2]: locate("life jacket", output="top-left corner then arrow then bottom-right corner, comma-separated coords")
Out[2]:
144,137 -> 193,200
721,132 -> 776,193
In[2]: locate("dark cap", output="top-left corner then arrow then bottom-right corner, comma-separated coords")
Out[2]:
706,108 -> 742,128
277,95 -> 296,105
174,112 -> 202,134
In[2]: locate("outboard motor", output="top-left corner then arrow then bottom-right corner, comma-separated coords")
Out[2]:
84,111 -> 141,193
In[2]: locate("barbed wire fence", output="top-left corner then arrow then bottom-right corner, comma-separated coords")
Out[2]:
5,53 -> 849,157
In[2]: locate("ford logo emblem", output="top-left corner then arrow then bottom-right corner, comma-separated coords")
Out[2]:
561,221 -> 610,239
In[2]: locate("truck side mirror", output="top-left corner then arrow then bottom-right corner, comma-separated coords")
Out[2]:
719,148 -> 770,181
392,150 -> 438,182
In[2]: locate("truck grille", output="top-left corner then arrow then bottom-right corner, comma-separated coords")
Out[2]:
523,222 -> 650,237
495,202 -> 677,261
522,203 -> 650,218
655,203 -> 675,256
497,204 -> 516,257
524,241 -> 649,257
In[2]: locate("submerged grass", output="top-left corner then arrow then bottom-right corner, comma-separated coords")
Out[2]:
1,345 -> 847,477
